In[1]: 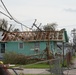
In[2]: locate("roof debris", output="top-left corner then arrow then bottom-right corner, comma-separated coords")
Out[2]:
1,31 -> 64,42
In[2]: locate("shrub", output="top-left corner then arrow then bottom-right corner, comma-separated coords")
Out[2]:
3,52 -> 41,65
3,52 -> 28,64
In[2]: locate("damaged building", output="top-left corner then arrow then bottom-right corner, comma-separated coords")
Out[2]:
0,30 -> 68,59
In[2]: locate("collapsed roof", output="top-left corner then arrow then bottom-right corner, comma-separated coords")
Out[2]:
1,30 -> 66,42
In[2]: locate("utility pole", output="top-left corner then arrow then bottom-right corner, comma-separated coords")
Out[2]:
32,19 -> 51,59
71,29 -> 76,52
46,37 -> 50,59
31,19 -> 42,31
62,42 -> 64,66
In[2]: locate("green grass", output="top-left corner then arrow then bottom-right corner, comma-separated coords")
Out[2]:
72,55 -> 76,60
13,74 -> 57,75
61,59 -> 67,67
25,74 -> 51,75
15,63 -> 50,68
11,62 -> 61,69
13,74 -> 52,75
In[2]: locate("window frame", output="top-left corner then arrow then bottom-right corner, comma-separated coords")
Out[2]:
34,42 -> 40,52
0,43 -> 5,53
18,42 -> 24,49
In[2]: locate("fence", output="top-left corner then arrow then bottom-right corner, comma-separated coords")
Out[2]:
0,58 -> 64,75
20,58 -> 64,75
49,58 -> 63,75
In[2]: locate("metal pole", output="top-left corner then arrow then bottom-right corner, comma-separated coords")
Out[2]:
46,42 -> 50,59
62,42 -> 64,66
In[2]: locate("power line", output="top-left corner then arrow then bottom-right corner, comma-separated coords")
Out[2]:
0,11 -> 12,19
0,0 -> 13,19
0,10 -> 32,30
0,0 -> 32,30
0,4 -> 6,11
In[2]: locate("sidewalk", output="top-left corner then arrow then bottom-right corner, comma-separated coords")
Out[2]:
63,56 -> 76,75
8,57 -> 76,75
8,69 -> 51,74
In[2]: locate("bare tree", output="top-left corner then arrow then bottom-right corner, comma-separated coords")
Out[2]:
0,19 -> 8,31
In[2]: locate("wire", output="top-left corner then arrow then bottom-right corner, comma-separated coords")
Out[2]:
0,11 -> 21,31
0,11 -> 12,19
0,0 -> 13,18
0,4 -> 6,11
0,0 -> 32,30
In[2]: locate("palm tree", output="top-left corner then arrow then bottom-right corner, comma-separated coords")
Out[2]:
13,28 -> 20,32
43,23 -> 57,31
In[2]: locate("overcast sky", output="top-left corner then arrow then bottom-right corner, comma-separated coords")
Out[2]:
0,0 -> 76,36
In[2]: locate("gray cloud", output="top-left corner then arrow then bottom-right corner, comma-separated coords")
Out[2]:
64,8 -> 76,12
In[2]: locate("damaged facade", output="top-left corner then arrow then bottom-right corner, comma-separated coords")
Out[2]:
0,30 -> 68,58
